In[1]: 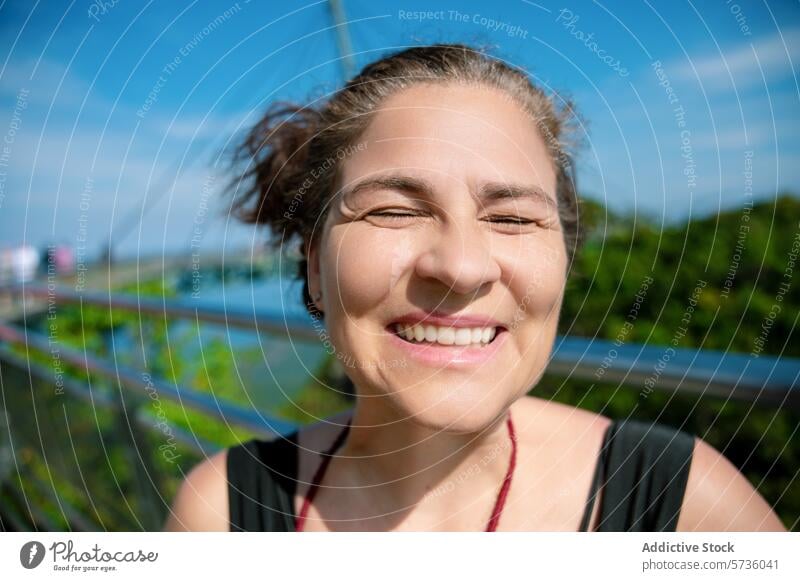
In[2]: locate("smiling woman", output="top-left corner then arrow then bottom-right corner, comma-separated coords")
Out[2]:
162,44 -> 785,532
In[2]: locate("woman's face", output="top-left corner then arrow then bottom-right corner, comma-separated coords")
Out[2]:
307,83 -> 568,432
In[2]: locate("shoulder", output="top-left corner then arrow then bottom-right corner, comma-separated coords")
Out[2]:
163,448 -> 230,531
502,396 -> 611,529
510,396 -> 612,465
511,395 -> 612,444
677,437 -> 786,531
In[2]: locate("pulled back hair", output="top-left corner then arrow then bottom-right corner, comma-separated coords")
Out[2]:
228,43 -> 583,319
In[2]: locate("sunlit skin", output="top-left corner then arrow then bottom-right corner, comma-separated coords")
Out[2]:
164,83 -> 787,533
309,83 -> 566,434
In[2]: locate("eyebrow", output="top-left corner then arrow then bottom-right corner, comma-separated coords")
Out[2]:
341,174 -> 556,207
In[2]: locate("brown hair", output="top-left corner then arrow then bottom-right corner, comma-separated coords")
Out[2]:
228,43 -> 583,318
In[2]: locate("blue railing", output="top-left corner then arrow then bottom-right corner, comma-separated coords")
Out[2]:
2,285 -> 798,447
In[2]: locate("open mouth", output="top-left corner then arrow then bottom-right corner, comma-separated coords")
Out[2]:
387,323 -> 506,347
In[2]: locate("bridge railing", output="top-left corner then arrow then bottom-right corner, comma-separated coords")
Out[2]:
0,284 -> 798,531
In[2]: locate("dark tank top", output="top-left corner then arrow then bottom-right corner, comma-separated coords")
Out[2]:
226,419 -> 695,532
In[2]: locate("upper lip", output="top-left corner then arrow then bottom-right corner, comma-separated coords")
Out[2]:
389,310 -> 506,330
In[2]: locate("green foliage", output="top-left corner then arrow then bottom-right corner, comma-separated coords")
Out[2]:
556,194 -> 800,530
564,195 -> 799,355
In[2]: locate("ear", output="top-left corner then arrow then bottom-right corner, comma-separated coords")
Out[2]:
305,238 -> 324,313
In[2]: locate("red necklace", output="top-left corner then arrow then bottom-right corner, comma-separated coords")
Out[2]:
295,411 -> 517,532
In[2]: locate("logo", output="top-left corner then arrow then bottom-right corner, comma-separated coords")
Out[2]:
20,541 -> 46,569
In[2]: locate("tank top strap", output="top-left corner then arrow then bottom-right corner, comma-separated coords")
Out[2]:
227,432 -> 299,531
579,419 -> 695,532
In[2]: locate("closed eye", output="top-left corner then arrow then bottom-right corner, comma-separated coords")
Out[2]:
367,210 -> 421,220
485,216 -> 536,225
366,210 -> 424,222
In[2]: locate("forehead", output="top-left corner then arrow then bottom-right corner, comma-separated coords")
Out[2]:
339,83 -> 556,194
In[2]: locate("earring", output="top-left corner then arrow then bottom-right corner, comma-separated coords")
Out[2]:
313,291 -> 322,302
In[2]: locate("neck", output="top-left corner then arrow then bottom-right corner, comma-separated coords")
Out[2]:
328,401 -> 514,529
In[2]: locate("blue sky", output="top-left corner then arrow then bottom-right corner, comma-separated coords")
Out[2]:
0,0 -> 798,259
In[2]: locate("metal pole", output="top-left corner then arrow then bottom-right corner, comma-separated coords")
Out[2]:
328,0 -> 356,80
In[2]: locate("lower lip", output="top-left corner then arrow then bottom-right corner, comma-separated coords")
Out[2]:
385,326 -> 508,367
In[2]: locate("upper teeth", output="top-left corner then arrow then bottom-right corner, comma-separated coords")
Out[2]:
393,323 -> 497,346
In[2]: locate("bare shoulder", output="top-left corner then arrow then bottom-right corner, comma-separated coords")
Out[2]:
511,395 -> 612,444
503,396 -> 611,529
161,414 -> 351,532
163,449 -> 230,532
677,437 -> 786,531
512,395 -> 612,481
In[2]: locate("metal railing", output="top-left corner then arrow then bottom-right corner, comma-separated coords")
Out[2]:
2,285 -> 799,436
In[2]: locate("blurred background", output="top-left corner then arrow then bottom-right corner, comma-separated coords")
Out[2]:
0,0 -> 798,531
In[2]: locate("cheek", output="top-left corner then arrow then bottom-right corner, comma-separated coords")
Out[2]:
322,225 -> 416,314
505,237 -> 567,313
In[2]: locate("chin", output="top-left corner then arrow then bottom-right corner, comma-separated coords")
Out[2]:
385,379 -> 511,435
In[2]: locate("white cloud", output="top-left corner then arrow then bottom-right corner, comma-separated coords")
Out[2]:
672,28 -> 800,90
154,111 -> 251,141
0,58 -> 92,106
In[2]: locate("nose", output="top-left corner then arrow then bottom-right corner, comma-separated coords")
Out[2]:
414,219 -> 501,296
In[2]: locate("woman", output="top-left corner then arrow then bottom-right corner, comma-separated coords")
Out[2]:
164,44 -> 785,532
